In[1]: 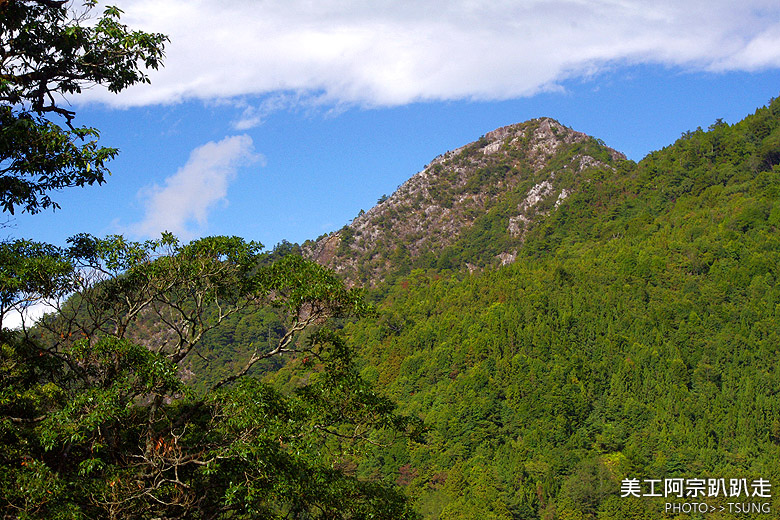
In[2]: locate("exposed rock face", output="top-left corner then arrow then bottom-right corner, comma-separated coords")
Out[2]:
305,118 -> 626,283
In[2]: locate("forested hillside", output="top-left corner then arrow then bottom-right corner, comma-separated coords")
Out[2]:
329,97 -> 780,518
161,95 -> 780,519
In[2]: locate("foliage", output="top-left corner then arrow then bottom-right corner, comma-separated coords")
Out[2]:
1,6 -> 419,513
0,0 -> 168,214
1,236 -> 421,519
0,239 -> 72,330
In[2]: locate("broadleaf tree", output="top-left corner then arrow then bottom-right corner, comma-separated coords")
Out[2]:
2,235 -> 422,519
0,0 -> 168,214
0,1 -> 421,518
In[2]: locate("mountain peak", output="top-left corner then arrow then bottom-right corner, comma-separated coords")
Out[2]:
306,118 -> 626,282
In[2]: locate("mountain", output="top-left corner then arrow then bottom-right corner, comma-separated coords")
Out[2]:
191,97 -> 779,519
305,118 -> 626,283
303,98 -> 780,519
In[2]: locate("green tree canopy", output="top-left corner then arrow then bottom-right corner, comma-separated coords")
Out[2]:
1,235 -> 422,518
0,0 -> 168,214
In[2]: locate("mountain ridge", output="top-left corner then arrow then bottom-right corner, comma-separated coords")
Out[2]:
305,117 -> 626,282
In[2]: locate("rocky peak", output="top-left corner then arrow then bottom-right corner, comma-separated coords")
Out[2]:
306,118 -> 626,283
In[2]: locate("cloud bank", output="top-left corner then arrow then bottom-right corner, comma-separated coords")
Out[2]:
130,135 -> 261,239
87,0 -> 780,112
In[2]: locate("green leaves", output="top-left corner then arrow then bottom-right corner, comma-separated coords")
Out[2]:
1,2 -> 416,514
0,107 -> 117,214
0,239 -> 72,330
1,232 -> 419,518
206,364 -> 420,519
0,0 -> 168,214
257,253 -> 374,319
40,337 -> 182,451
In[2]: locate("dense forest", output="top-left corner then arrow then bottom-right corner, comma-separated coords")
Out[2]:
333,98 -> 780,519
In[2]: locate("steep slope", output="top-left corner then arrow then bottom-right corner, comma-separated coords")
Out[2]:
341,97 -> 780,519
305,118 -> 626,283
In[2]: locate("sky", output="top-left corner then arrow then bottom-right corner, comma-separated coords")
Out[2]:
7,0 -> 780,250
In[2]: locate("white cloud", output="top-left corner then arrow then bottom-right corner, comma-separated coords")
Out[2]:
130,135 -> 261,239
2,298 -> 57,331
84,0 -> 780,110
229,92 -> 325,130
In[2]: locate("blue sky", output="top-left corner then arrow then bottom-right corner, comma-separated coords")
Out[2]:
7,0 -> 780,250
